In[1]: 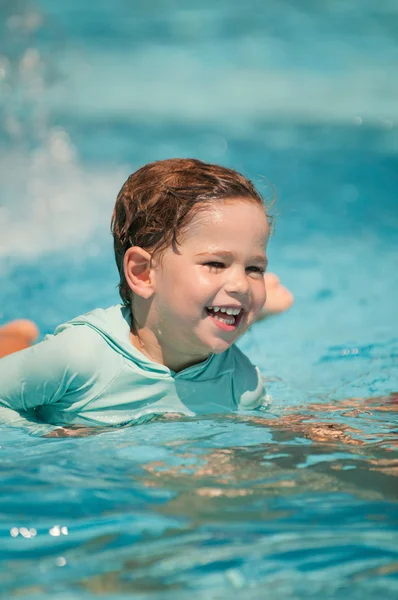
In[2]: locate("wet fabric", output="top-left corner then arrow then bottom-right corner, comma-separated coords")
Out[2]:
0,305 -> 265,426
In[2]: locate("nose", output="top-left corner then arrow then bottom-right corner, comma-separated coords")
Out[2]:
224,267 -> 250,297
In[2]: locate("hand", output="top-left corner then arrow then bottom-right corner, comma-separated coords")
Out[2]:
256,273 -> 294,320
0,320 -> 39,358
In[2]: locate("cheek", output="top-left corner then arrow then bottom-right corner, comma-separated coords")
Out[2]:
196,270 -> 215,288
157,269 -> 207,314
195,272 -> 224,303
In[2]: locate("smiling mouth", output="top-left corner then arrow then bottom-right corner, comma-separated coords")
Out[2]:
205,306 -> 244,330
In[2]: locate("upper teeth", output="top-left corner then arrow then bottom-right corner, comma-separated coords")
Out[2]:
210,307 -> 241,315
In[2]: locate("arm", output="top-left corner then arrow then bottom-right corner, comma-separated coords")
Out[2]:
231,347 -> 268,411
0,327 -> 82,412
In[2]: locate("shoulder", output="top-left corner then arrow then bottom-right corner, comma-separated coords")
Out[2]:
227,345 -> 266,410
47,322 -> 122,376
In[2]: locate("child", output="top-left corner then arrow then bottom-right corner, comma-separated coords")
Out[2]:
0,273 -> 292,359
0,158 -> 291,427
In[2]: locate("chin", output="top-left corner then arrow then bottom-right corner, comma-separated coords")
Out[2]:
206,338 -> 236,354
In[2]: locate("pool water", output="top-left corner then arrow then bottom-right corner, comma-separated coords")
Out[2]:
0,1 -> 397,598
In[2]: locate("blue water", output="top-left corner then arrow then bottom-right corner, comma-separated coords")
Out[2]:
0,1 -> 397,597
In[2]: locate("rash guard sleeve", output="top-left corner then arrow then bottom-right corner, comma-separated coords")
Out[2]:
0,327 -> 100,412
231,346 -> 267,411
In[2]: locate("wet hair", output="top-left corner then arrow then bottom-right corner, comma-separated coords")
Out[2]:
111,158 -> 268,307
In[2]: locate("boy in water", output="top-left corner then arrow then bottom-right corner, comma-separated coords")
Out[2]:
0,158 -> 292,427
0,274 -> 292,359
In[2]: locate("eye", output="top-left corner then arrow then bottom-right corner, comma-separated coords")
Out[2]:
204,261 -> 225,272
246,266 -> 266,276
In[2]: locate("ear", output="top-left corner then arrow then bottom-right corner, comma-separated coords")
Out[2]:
123,247 -> 155,299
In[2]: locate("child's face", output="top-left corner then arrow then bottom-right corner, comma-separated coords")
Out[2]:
149,199 -> 269,368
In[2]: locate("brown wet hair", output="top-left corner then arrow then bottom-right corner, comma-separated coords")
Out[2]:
111,158 -> 270,307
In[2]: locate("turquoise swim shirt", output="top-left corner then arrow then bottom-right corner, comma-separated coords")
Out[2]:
0,305 -> 266,427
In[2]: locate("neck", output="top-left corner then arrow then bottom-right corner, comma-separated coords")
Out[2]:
129,324 -> 210,373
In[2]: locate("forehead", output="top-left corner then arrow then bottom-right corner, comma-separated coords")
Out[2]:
183,200 -> 270,250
